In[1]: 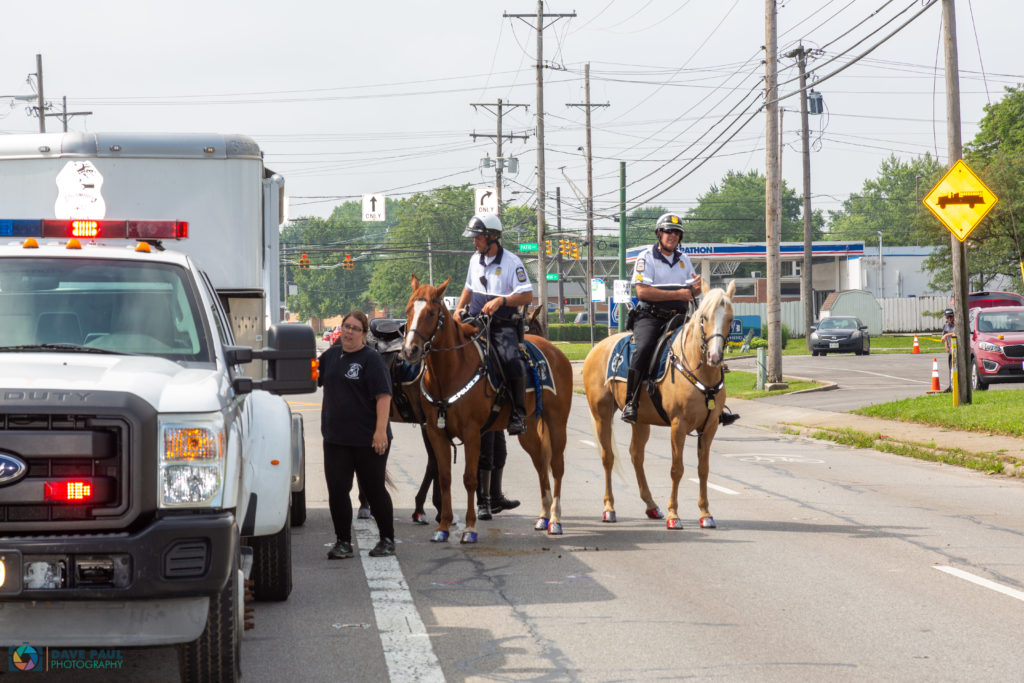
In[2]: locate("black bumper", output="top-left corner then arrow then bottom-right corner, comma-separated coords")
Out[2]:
0,511 -> 236,601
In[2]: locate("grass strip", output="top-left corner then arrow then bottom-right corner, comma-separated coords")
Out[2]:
807,426 -> 1021,476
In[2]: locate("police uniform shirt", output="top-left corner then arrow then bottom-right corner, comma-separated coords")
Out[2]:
464,245 -> 533,319
631,244 -> 698,312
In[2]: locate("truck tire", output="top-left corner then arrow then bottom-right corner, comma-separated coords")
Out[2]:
179,551 -> 241,682
290,487 -> 307,527
249,509 -> 293,601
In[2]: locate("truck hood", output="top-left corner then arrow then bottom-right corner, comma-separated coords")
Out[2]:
0,353 -> 224,412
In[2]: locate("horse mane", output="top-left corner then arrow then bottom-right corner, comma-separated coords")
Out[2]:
681,285 -> 731,350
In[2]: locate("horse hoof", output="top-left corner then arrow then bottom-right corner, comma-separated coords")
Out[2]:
534,518 -> 550,531
460,531 -> 478,544
645,507 -> 664,520
699,516 -> 717,529
357,506 -> 372,520
547,522 -> 563,536
431,530 -> 449,543
602,510 -> 617,523
412,512 -> 429,525
666,518 -> 684,530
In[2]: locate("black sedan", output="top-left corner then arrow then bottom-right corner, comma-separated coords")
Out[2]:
809,316 -> 871,356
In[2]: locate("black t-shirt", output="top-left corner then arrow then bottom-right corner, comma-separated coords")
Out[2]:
318,344 -> 393,447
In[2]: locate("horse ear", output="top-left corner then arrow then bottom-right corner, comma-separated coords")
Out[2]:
726,279 -> 736,298
410,274 -> 420,290
436,277 -> 451,297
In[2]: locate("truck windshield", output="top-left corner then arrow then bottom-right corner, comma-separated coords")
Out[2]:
0,258 -> 211,362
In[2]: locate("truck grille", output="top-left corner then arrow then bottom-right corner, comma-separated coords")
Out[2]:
0,414 -> 130,527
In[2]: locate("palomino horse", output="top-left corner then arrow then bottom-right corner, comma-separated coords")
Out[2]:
582,281 -> 735,529
400,275 -> 573,543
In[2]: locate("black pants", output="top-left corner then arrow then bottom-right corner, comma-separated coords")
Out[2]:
491,322 -> 524,380
479,430 -> 508,471
629,314 -> 668,377
323,441 -> 394,543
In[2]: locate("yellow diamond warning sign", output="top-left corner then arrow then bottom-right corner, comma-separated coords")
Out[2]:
923,159 -> 998,242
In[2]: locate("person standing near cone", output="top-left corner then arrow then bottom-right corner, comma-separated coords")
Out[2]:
940,308 -> 955,393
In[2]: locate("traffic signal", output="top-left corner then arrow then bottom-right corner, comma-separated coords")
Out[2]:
545,240 -> 552,256
342,254 -> 354,271
571,242 -> 580,259
299,253 -> 309,270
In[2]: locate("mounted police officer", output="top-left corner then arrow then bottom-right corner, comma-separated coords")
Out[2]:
454,212 -> 533,436
621,213 -> 700,424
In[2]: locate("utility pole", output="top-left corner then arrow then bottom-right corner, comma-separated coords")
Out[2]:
44,96 -> 92,132
784,44 -> 817,352
470,99 -> 530,216
505,2 -> 576,330
567,62 -> 609,346
618,161 -> 627,333
943,0 -> 971,405
35,54 -> 46,133
556,186 -> 565,323
764,0 -> 784,386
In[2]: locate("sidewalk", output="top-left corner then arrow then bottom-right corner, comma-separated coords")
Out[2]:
569,361 -> 1024,475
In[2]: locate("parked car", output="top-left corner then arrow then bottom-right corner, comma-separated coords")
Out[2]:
809,315 -> 871,356
329,325 -> 343,345
322,328 -> 333,342
573,312 -> 610,325
962,290 -> 1024,310
968,305 -> 1024,390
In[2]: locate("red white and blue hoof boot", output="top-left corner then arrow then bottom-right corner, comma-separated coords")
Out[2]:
699,516 -> 716,529
602,510 -> 617,523
666,518 -> 684,530
431,530 -> 450,543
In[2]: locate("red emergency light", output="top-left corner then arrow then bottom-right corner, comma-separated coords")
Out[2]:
39,219 -> 188,240
44,480 -> 94,502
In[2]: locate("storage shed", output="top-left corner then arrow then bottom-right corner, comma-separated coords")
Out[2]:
820,290 -> 882,336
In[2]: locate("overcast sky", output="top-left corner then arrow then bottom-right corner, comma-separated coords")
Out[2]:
2,0 -> 1020,237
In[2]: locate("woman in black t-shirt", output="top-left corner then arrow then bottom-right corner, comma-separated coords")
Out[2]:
318,310 -> 395,558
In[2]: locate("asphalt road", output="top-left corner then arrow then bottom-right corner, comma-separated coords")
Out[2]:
27,354 -> 1024,682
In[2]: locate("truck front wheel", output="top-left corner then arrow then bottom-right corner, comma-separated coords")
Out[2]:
179,550 -> 242,682
248,509 -> 293,601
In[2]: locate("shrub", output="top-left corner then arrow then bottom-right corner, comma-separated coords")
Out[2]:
547,323 -> 610,342
758,323 -> 790,346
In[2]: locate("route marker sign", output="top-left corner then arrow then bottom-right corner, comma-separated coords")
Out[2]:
922,159 -> 998,242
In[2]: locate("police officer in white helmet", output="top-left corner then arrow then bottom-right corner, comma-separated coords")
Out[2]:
454,213 -> 533,434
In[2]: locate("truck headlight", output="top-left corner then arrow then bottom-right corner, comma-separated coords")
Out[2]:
158,415 -> 225,508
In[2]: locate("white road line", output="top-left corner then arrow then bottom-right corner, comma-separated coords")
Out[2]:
933,565 -> 1024,603
580,439 -> 596,447
688,478 -> 740,495
355,519 -> 445,682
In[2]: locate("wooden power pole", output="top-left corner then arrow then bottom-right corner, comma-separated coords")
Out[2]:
764,0 -> 784,386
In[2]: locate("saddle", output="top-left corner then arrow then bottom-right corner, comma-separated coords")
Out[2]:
368,318 -> 423,423
607,314 -> 690,426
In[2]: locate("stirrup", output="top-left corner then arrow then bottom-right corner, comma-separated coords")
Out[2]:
620,404 -> 638,424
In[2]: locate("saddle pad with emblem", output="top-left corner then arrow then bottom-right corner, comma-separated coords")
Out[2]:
606,329 -> 683,383
482,339 -> 557,393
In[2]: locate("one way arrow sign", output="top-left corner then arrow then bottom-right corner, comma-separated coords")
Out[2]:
362,194 -> 385,222
474,187 -> 498,215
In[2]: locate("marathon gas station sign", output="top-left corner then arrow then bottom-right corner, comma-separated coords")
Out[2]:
625,240 -> 865,264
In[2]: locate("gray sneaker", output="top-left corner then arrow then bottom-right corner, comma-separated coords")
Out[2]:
368,539 -> 395,557
327,540 -> 353,560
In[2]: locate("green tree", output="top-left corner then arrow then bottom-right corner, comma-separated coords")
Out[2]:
827,153 -> 945,248
684,170 -> 821,243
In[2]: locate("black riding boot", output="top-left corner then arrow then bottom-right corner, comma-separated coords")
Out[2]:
490,466 -> 520,514
476,469 -> 492,521
507,376 -> 527,435
621,369 -> 641,424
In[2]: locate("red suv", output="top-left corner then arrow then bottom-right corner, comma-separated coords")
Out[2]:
969,306 -> 1024,390
965,290 -> 1024,310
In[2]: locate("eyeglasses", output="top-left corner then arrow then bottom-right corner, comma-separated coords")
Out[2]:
341,324 -> 365,333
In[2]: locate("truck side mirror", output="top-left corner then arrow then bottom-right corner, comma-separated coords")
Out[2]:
229,324 -> 318,395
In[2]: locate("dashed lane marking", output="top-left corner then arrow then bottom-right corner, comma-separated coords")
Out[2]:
933,565 -> 1024,603
688,478 -> 740,495
355,519 -> 445,682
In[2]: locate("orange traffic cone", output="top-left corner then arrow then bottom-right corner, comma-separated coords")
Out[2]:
912,335 -> 920,354
926,357 -> 942,393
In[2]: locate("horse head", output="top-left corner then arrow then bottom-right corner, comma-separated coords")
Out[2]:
688,279 -> 736,367
401,274 -> 451,363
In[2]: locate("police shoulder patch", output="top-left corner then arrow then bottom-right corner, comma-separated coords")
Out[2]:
515,266 -> 527,282
635,257 -> 645,273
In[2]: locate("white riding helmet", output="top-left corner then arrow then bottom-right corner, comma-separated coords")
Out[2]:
463,213 -> 503,238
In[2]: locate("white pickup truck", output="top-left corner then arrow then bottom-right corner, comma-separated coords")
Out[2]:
0,132 -> 315,681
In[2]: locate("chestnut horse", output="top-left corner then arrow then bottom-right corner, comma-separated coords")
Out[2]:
582,281 -> 735,530
400,275 -> 573,543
